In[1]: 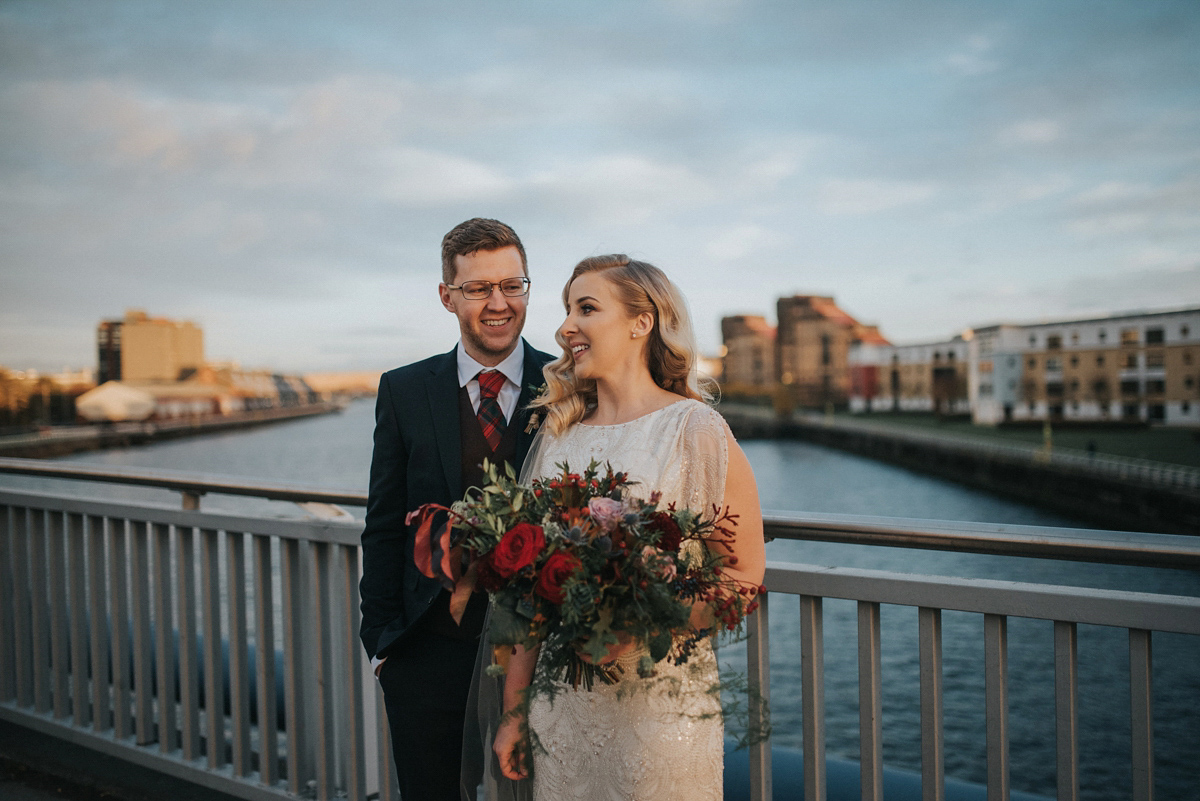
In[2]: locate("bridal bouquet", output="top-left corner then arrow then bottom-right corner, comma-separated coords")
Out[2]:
408,459 -> 764,686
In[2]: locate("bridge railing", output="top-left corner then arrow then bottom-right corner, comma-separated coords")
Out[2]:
1,457 -> 1198,801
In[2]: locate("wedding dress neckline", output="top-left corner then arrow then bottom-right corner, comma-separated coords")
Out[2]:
577,397 -> 694,429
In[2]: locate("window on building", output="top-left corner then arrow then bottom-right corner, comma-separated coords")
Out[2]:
1069,379 -> 1079,392
1183,325 -> 1191,339
1071,331 -> 1080,344
933,351 -> 941,363
1092,379 -> 1109,396
1184,352 -> 1193,366
1028,358 -> 1037,369
1186,376 -> 1196,390
1123,403 -> 1140,419
1146,380 -> 1165,395
947,352 -> 955,362
1070,356 -> 1079,367
1120,379 -> 1140,395
1096,355 -> 1105,366
1148,404 -> 1165,421
979,383 -> 993,397
1183,401 -> 1192,414
1029,334 -> 1037,347
1047,334 -> 1062,350
1146,351 -> 1165,368
1072,401 -> 1080,412
1046,382 -> 1064,397
1098,329 -> 1107,342
1046,357 -> 1061,371
1121,328 -> 1139,346
1125,353 -> 1138,368
1145,328 -> 1164,345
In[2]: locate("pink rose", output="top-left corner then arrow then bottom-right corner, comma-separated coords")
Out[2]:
588,497 -> 626,532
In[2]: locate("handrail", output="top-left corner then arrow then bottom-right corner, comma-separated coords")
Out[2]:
3,456 -> 1197,569
0,456 -> 366,506
762,510 -> 1200,569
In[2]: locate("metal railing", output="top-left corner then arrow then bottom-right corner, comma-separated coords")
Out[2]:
1,457 -> 1199,801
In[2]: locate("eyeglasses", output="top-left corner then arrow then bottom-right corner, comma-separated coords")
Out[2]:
445,277 -> 531,300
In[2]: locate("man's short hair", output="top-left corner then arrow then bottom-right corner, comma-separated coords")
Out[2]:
440,218 -> 527,283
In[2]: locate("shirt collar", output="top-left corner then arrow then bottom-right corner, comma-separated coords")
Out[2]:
456,340 -> 525,389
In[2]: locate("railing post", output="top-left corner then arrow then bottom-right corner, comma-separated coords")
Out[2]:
68,513 -> 90,728
984,614 -> 1009,800
228,532 -> 251,776
152,522 -> 177,753
48,511 -> 70,720
858,601 -> 883,801
1129,629 -> 1154,801
919,606 -> 944,801
176,524 -> 200,760
109,519 -> 132,740
200,528 -> 225,769
0,505 -> 14,704
746,591 -> 771,801
253,534 -> 279,785
131,521 -> 154,745
800,594 -> 826,801
1054,621 -> 1079,801
340,544 -> 366,801
87,515 -> 111,733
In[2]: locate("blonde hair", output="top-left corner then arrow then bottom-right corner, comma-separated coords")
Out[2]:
530,254 -> 713,435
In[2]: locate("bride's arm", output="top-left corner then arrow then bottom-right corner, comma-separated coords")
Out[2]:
691,427 -> 765,629
494,642 -> 539,780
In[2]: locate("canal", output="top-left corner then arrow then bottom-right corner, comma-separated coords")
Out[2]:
2,399 -> 1196,799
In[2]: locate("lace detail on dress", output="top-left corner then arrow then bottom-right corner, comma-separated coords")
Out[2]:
522,399 -> 731,801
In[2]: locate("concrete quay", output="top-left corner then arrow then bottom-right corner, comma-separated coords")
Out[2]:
718,403 -> 1200,535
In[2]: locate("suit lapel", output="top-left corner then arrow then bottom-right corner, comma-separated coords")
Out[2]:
513,340 -> 549,467
427,346 -> 462,501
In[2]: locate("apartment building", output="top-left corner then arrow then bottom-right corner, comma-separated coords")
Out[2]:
97,309 -> 204,384
720,315 -> 776,389
849,337 -> 970,415
774,295 -> 889,408
978,308 -> 1200,426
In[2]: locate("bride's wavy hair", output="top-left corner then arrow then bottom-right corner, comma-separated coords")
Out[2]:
531,254 -> 714,435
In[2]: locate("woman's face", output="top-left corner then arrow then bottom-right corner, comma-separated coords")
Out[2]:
558,271 -> 646,382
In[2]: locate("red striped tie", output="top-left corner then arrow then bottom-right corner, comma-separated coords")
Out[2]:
476,370 -> 506,451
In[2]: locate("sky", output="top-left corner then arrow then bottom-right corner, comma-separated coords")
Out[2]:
1,0 -> 1198,374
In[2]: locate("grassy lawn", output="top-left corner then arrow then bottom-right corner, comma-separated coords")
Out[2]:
837,412 -> 1200,468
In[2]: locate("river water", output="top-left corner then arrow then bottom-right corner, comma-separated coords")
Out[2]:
8,400 -> 1197,799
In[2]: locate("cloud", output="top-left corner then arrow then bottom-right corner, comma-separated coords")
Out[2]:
816,179 -> 938,216
997,119 -> 1064,146
704,223 -> 787,263
1065,176 -> 1200,236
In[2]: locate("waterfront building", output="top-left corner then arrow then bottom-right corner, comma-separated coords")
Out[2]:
773,296 -> 889,409
97,309 -> 204,384
720,315 -> 776,391
849,336 -> 970,415
970,306 -> 1200,426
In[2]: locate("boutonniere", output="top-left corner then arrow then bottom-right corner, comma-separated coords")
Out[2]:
524,382 -> 548,434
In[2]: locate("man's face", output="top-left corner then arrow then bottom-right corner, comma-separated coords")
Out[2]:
438,245 -> 528,366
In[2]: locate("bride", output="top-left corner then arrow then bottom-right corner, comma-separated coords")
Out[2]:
490,254 -> 765,800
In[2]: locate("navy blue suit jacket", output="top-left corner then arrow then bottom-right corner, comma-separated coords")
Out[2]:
359,339 -> 554,661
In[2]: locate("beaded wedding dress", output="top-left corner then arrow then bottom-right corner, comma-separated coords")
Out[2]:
520,398 -> 729,801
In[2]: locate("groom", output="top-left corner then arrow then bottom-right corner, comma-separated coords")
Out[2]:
360,218 -> 554,800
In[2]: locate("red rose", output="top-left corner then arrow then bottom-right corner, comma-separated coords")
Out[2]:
648,511 -> 683,552
490,523 -> 546,578
474,554 -> 504,593
534,551 -> 582,604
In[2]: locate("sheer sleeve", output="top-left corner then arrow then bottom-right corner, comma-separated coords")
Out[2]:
678,404 -> 730,515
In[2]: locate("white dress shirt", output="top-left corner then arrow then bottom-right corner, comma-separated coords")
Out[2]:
456,341 -> 525,422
